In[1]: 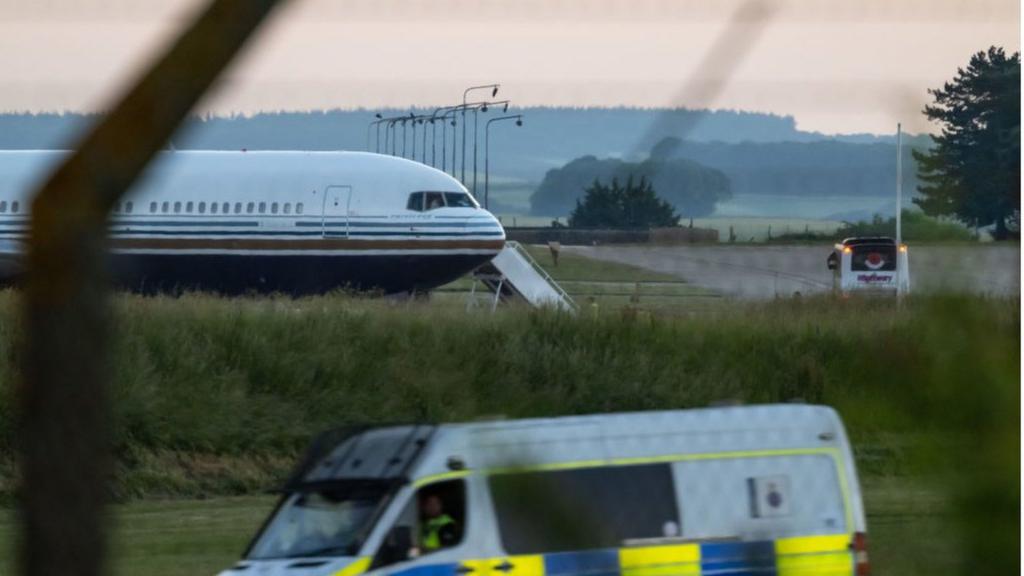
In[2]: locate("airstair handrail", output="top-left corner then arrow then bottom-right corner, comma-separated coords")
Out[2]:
504,240 -> 578,311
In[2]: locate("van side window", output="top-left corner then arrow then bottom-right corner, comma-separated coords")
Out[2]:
488,463 -> 678,554
406,192 -> 424,212
372,479 -> 466,569
424,192 -> 445,211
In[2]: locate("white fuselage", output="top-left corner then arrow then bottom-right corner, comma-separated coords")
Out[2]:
0,151 -> 505,294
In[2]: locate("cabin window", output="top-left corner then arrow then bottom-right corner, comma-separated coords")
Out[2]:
372,479 -> 467,568
235,202 -> 242,214
223,202 -> 230,214
444,192 -> 476,208
0,201 -> 7,213
246,202 -> 255,214
113,203 -> 120,213
125,201 -> 133,214
198,202 -> 206,214
186,201 -> 194,213
173,202 -> 182,214
258,202 -> 267,214
489,463 -> 679,554
210,202 -> 218,214
271,202 -> 279,215
296,203 -> 304,215
10,201 -> 18,213
283,203 -> 291,215
162,201 -> 170,214
150,202 -> 157,213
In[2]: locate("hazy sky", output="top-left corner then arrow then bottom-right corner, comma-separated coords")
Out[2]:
0,0 -> 1019,134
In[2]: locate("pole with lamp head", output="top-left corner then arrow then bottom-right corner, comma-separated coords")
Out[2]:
485,114 -> 523,210
462,84 -> 499,184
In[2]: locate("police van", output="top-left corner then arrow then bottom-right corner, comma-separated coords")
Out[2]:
827,237 -> 910,295
220,405 -> 869,576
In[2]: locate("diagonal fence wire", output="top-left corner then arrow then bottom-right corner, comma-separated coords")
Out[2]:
17,1 -> 285,574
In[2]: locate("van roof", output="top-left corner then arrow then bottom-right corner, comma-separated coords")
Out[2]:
287,405 -> 848,489
840,236 -> 895,246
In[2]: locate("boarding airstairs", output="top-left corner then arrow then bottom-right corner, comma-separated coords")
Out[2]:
468,241 -> 577,313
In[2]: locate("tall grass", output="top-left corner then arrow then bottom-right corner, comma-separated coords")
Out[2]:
0,292 -> 1017,499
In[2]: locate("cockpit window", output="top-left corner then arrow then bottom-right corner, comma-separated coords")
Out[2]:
424,192 -> 445,211
444,192 -> 477,208
406,192 -> 424,212
408,191 -> 476,212
247,486 -> 386,560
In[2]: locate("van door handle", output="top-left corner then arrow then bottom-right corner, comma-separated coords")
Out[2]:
493,561 -> 515,573
455,565 -> 476,574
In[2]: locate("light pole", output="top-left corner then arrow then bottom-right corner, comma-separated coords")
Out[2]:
462,84 -> 499,184
367,112 -> 383,152
473,100 -> 510,197
485,114 -> 522,210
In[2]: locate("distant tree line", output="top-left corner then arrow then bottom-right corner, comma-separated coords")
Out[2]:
0,108 -> 928,211
532,155 -> 731,218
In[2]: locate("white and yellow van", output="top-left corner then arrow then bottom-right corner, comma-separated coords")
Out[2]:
219,405 -> 869,576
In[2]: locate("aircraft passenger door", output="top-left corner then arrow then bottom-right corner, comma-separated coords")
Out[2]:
322,185 -> 351,238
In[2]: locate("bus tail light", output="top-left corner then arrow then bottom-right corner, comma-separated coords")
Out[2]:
851,531 -> 870,575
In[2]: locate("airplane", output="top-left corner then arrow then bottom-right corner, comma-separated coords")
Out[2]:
0,150 -> 506,295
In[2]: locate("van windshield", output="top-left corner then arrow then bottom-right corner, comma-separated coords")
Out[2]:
247,487 -> 385,560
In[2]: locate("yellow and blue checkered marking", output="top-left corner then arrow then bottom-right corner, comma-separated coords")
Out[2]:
389,534 -> 852,576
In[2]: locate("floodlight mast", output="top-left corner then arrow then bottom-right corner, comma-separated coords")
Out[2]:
485,114 -> 523,210
462,84 -> 500,184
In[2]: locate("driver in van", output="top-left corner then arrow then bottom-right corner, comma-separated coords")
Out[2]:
419,492 -> 458,552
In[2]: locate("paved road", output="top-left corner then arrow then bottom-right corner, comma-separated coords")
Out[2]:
564,244 -> 1020,299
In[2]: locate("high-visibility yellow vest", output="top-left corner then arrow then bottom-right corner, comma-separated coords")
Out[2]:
421,514 -> 456,551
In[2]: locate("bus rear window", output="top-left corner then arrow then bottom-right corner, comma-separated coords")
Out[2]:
850,244 -> 897,271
